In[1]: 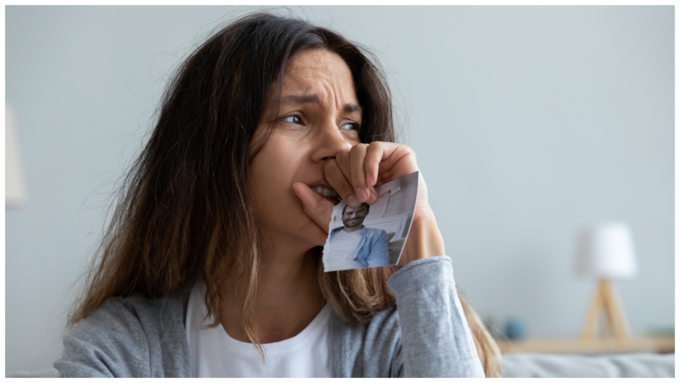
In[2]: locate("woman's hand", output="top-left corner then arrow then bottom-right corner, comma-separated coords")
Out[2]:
293,142 -> 445,265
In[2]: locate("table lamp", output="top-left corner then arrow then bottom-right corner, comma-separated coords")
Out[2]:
575,222 -> 637,343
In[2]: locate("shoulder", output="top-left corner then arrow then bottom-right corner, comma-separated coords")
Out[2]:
330,306 -> 403,377
55,291 -> 190,377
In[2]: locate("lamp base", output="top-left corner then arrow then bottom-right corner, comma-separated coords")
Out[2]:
580,279 -> 630,343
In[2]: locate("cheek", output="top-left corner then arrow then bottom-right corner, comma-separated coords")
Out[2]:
247,135 -> 307,230
246,130 -> 330,247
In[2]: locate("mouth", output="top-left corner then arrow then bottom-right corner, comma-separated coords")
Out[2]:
312,186 -> 340,205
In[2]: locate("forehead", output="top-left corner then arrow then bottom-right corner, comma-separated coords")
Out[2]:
344,205 -> 368,214
279,49 -> 358,105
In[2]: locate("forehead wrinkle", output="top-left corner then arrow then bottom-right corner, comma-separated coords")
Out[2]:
278,94 -> 320,106
279,50 -> 361,116
325,82 -> 362,119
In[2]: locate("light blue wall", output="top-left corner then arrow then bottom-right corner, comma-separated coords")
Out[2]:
6,6 -> 674,374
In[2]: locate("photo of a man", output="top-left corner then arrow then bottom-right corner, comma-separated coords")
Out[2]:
323,171 -> 419,272
327,203 -> 390,270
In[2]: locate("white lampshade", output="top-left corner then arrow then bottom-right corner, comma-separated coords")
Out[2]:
6,105 -> 27,207
575,222 -> 638,279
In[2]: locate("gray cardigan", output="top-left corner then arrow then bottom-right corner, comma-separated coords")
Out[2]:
54,256 -> 485,377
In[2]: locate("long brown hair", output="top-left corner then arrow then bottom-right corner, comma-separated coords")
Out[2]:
69,12 -> 501,377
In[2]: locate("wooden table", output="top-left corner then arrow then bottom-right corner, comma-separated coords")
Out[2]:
497,337 -> 675,355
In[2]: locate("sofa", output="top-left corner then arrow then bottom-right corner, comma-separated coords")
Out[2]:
501,352 -> 675,377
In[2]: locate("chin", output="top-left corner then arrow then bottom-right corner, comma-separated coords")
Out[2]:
275,218 -> 328,252
305,226 -> 330,248
298,221 -> 330,248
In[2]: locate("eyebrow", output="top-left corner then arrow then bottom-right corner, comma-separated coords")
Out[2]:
279,94 -> 362,114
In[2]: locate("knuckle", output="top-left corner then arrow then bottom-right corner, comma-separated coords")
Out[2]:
335,150 -> 349,166
335,181 -> 355,197
398,144 -> 416,161
401,143 -> 415,155
332,155 -> 349,166
325,163 -> 353,195
350,143 -> 366,156
338,146 -> 351,156
339,182 -> 354,197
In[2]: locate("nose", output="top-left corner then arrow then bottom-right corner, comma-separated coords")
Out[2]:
309,120 -> 353,162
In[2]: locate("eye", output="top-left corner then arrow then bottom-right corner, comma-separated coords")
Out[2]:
340,122 -> 359,131
282,115 -> 302,124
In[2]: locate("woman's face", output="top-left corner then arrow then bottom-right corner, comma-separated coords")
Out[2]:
248,49 -> 362,255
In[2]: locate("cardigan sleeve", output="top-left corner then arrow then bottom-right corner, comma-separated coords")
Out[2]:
53,299 -> 149,377
53,292 -> 190,377
386,255 -> 486,377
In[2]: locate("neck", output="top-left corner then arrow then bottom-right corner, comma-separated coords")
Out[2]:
343,224 -> 363,233
220,232 -> 324,344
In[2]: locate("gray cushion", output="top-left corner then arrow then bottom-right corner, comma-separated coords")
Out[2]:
501,353 -> 675,378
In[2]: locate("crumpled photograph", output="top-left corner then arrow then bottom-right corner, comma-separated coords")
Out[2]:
323,171 -> 419,272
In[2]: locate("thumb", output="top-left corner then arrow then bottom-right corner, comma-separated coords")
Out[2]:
293,182 -> 333,234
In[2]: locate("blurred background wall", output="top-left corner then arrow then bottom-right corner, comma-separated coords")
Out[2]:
5,6 -> 673,375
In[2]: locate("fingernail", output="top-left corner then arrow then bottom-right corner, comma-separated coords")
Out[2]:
355,188 -> 369,203
346,194 -> 360,208
365,173 -> 374,187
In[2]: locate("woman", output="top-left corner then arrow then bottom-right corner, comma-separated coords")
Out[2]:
55,12 -> 501,377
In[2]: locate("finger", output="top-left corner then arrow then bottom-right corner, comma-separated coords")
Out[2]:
373,143 -> 419,185
292,182 -> 332,234
349,144 -> 371,203
324,159 -> 362,209
364,141 -> 383,195
334,147 -> 353,185
336,145 -> 378,205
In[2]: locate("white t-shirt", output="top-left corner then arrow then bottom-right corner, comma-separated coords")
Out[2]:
185,281 -> 332,377
326,229 -> 364,271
